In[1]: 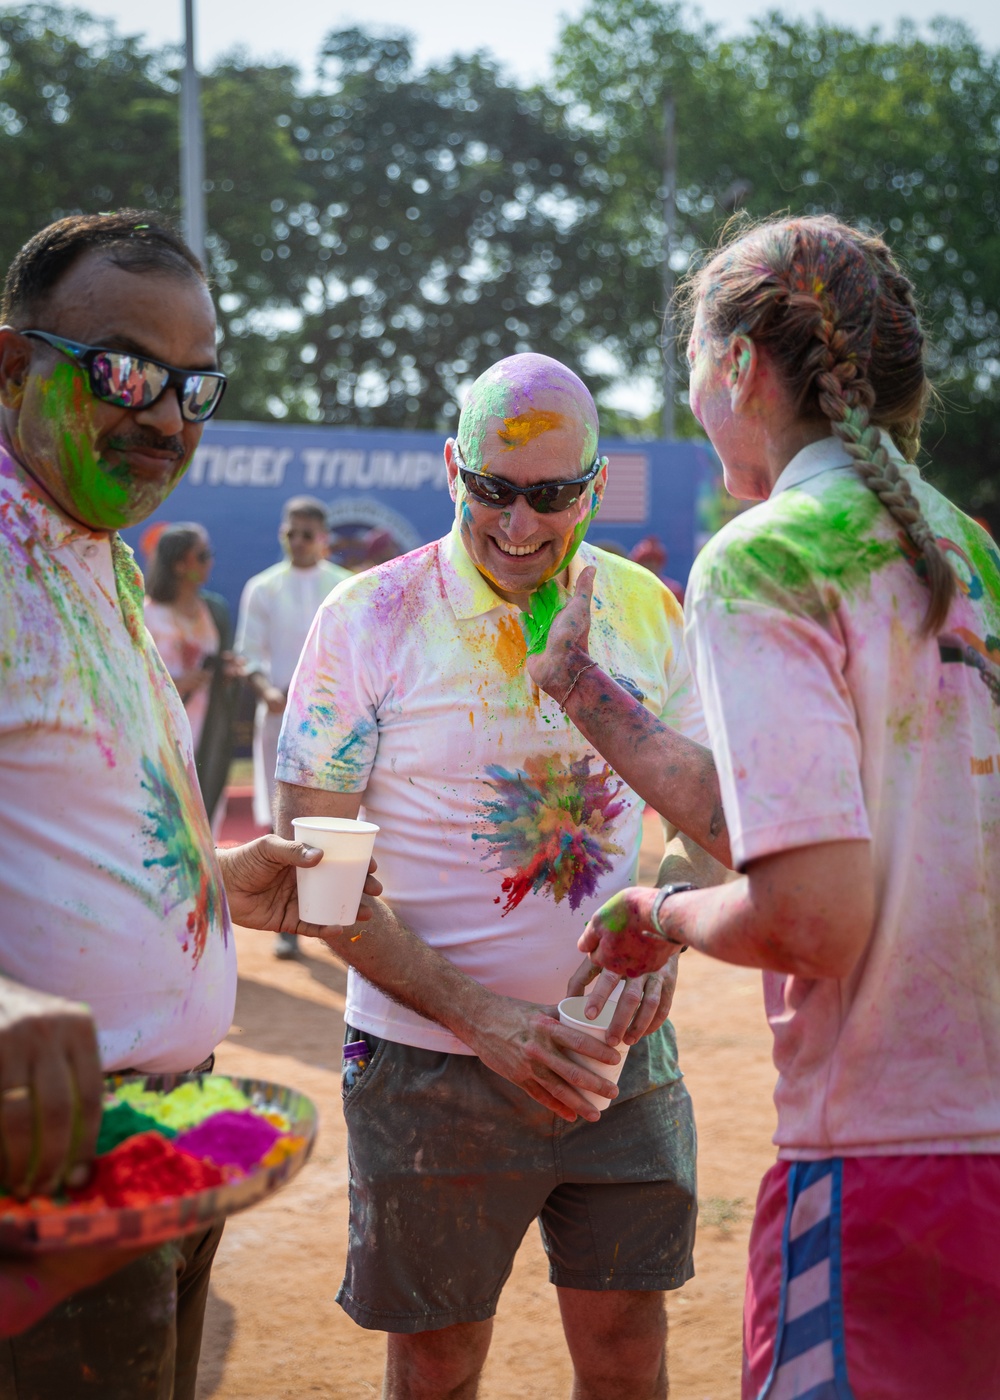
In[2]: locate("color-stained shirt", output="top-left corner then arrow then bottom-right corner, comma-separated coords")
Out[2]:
236,558 -> 351,824
278,524 -> 706,1054
0,446 -> 235,1072
144,596 -> 220,750
686,435 -> 1000,1158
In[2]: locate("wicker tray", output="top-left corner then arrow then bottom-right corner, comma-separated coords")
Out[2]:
0,1074 -> 317,1255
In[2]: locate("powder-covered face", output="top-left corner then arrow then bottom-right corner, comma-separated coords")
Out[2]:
3,250 -> 218,531
447,353 -> 605,605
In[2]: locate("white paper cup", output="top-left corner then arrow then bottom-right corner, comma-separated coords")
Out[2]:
291,817 -> 379,926
558,992 -> 630,1112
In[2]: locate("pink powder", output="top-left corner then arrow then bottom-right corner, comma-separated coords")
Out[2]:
174,1110 -> 282,1173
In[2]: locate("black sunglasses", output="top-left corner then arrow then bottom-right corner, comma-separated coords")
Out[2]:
454,441 -> 606,515
22,329 -> 227,424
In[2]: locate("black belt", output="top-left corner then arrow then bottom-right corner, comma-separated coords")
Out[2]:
105,1052 -> 216,1084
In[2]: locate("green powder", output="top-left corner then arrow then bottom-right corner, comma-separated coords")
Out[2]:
96,1101 -> 177,1155
698,478 -> 899,616
524,579 -> 566,655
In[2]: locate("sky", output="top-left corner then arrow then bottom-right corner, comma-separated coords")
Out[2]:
71,0 -> 1000,83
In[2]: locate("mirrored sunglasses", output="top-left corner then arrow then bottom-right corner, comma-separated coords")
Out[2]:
22,329 -> 227,424
454,442 -> 605,515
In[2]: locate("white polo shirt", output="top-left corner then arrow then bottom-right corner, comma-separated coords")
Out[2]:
0,446 -> 235,1072
686,434 -> 1000,1157
235,558 -> 351,694
277,524 -> 706,1054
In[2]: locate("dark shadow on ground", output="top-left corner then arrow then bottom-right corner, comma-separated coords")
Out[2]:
195,1285 -> 236,1399
227,976 -> 344,1072
299,944 -> 349,1001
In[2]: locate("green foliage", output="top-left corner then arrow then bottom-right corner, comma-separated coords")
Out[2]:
554,1 -> 1000,505
0,6 -> 177,251
277,31 -> 607,427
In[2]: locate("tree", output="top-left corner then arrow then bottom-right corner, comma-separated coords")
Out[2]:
0,5 -> 178,268
554,1 -> 1000,507
272,30 -> 607,429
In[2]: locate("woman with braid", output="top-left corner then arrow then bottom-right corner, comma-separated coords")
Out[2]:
528,215 -> 1000,1397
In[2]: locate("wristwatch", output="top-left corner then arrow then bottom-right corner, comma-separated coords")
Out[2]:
650,883 -> 696,947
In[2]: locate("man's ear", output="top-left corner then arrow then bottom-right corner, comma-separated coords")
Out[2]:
728,335 -> 759,412
591,458 -> 608,512
444,437 -> 460,504
0,328 -> 32,410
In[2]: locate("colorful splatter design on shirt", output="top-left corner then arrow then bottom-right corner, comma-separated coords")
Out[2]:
278,521 -> 702,1054
141,745 -> 226,964
0,445 -> 234,1070
473,752 -> 628,913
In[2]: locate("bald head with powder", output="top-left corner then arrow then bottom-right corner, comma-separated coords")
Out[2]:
456,353 -> 600,476
446,353 -> 606,610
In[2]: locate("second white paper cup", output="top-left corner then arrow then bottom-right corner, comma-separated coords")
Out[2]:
292,816 -> 379,926
558,993 -> 630,1112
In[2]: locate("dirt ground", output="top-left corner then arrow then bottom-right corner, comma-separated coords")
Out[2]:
198,814 -> 777,1399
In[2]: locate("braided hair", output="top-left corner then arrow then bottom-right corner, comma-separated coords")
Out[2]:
686,215 -> 955,635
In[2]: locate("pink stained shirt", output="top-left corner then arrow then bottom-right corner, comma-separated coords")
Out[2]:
277,525 -> 707,1055
685,435 -> 1000,1158
0,446 -> 235,1072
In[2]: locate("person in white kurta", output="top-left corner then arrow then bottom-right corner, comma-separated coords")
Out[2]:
235,498 -> 350,829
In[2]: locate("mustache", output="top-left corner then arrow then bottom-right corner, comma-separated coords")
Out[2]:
104,431 -> 186,459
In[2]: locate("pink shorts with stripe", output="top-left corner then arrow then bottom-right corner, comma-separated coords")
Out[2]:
743,1154 -> 1000,1400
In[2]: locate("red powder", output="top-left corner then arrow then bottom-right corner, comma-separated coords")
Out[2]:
74,1132 -> 224,1208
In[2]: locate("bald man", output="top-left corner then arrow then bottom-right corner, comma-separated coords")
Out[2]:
274,354 -> 708,1400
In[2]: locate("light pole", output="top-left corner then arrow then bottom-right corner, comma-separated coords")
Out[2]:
180,0 -> 206,266
660,90 -> 677,441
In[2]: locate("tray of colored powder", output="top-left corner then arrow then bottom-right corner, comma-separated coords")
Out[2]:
0,1074 -> 317,1254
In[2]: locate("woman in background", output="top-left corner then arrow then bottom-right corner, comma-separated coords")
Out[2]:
145,522 -> 242,825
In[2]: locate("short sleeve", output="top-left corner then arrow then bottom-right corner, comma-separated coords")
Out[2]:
275,596 -> 379,794
658,611 -> 709,747
235,576 -> 269,678
686,584 -> 870,870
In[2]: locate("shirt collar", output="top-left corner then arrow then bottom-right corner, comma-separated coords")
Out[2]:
0,440 -> 102,551
770,429 -> 910,499
440,520 -> 592,621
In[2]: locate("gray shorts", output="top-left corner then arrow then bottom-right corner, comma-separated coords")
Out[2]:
336,1025 -> 697,1334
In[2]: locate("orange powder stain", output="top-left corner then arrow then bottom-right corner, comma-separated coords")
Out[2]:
494,614 -> 527,678
497,409 -> 563,450
469,710 -> 475,726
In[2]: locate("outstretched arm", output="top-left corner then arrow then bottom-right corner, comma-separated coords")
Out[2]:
527,566 -> 731,868
579,839 -> 874,982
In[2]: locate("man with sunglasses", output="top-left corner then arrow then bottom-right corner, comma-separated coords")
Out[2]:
0,212 -> 378,1391
275,353 -> 715,1400
236,496 -> 350,958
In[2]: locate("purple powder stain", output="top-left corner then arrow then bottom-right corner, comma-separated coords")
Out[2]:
174,1110 -> 281,1173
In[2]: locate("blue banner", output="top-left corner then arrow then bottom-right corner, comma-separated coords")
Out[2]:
122,422 -> 716,618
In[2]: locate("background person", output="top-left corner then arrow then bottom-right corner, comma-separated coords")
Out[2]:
0,210 -> 379,1389
235,496 -> 350,957
579,215 -> 1000,1400
145,520 -> 243,826
274,352 -> 727,1400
